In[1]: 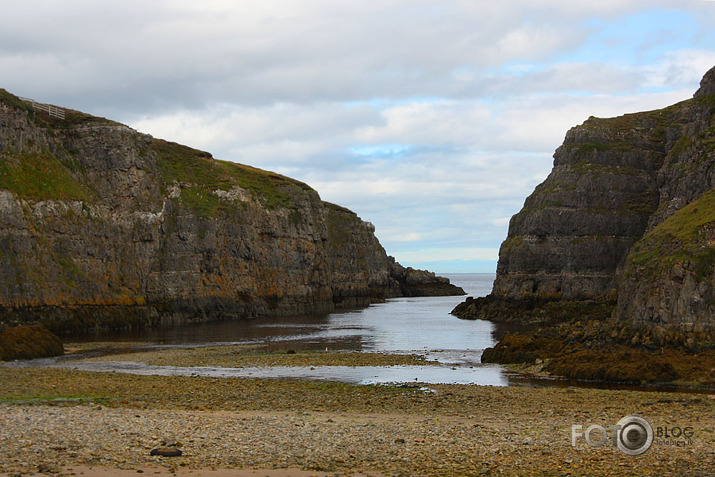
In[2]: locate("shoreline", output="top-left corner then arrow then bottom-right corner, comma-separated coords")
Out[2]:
63,343 -> 715,393
1,345 -> 714,476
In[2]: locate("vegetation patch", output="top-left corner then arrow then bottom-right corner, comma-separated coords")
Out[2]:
178,187 -> 226,219
567,142 -> 613,155
0,324 -> 63,361
325,202 -> 357,247
627,187 -> 715,274
152,139 -> 314,213
0,150 -> 92,201
669,135 -> 693,158
569,158 -> 643,178
500,236 -> 523,253
618,191 -> 658,216
581,104 -> 681,139
0,89 -> 33,113
544,347 -> 715,385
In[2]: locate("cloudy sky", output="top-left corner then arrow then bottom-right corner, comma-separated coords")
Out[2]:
3,1 -> 715,272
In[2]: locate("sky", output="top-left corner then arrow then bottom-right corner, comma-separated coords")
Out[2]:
2,1 -> 715,273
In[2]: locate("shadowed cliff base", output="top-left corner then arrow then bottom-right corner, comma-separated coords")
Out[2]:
452,295 -> 615,325
479,318 -> 715,388
453,294 -> 714,386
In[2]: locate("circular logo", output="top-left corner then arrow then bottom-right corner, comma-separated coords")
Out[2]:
616,415 -> 653,456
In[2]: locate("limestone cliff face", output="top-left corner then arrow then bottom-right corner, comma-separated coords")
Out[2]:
455,67 -> 715,338
0,90 -> 463,333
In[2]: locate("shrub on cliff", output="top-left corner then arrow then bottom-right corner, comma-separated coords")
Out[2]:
0,324 -> 64,361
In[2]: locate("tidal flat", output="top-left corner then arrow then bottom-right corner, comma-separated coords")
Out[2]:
0,345 -> 713,476
68,344 -> 438,368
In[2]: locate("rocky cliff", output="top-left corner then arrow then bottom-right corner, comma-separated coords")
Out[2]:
455,67 -> 715,346
0,89 -> 463,334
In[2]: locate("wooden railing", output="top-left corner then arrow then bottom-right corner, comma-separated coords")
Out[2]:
19,97 -> 65,120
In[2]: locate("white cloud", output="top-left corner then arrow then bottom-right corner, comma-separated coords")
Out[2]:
1,1 -> 713,272
395,247 -> 500,264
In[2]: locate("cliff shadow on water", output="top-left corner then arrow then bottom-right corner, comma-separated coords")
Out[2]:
453,66 -> 715,388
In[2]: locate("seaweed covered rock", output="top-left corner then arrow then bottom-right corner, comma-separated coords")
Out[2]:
0,324 -> 63,361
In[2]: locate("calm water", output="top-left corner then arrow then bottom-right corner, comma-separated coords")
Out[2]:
14,273 -> 708,391
85,273 -> 497,356
59,274 -> 512,385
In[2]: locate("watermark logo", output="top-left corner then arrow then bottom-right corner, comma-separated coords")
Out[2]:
572,415 -> 695,455
572,415 -> 653,456
614,415 -> 654,456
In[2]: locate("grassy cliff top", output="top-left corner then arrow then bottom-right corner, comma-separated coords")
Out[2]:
0,87 -> 319,211
0,88 -> 120,128
151,138 -> 317,212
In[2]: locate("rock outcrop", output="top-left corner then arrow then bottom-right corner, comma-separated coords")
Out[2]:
0,89 -> 463,334
454,66 -> 715,345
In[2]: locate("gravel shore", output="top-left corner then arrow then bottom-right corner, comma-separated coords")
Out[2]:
0,347 -> 713,476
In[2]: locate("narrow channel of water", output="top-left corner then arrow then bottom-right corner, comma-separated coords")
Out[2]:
49,274 -> 511,385
9,273 -> 707,392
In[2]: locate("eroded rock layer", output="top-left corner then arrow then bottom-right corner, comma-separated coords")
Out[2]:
455,66 -> 715,341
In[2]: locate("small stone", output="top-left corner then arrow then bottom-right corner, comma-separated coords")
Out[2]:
150,447 -> 183,457
38,463 -> 56,473
161,439 -> 182,448
394,438 -> 406,444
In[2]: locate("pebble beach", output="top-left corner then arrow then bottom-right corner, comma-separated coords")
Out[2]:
1,346 -> 713,476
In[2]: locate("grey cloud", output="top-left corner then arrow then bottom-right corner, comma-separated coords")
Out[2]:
0,0 -> 672,115
1,0 -> 712,272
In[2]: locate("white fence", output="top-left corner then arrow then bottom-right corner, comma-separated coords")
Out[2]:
19,97 -> 65,120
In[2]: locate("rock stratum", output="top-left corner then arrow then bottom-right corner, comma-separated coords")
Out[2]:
0,89 -> 463,335
455,67 -> 715,349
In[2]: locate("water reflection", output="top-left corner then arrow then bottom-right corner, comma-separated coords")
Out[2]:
59,274 -> 507,386
55,361 -> 508,386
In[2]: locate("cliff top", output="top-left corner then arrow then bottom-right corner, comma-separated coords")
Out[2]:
0,87 -> 317,211
694,65 -> 715,98
0,88 -> 122,128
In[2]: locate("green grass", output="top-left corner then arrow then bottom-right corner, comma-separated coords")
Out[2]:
627,188 -> 715,275
0,88 -> 119,128
566,142 -> 613,154
152,139 -> 314,214
669,135 -> 693,158
0,89 -> 33,113
500,236 -> 523,252
581,101 -> 684,138
569,158 -> 643,177
0,150 -> 92,201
